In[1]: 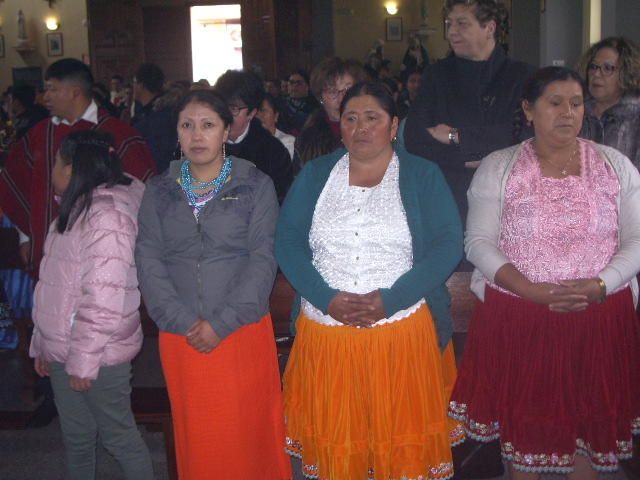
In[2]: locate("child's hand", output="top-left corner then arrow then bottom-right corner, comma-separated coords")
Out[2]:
34,358 -> 49,377
69,375 -> 92,392
186,319 -> 221,353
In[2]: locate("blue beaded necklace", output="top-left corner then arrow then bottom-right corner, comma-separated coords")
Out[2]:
180,156 -> 232,208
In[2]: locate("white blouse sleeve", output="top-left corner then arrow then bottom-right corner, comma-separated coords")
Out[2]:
598,145 -> 640,293
465,149 -> 513,282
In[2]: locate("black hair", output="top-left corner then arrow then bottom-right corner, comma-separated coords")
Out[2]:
45,58 -> 94,98
176,89 -> 233,128
56,131 -> 132,233
444,0 -> 509,42
213,70 -> 265,112
513,66 -> 586,141
340,80 -> 398,119
261,93 -> 281,115
289,69 -> 310,85
111,74 -> 124,82
10,83 -> 36,108
134,63 -> 165,94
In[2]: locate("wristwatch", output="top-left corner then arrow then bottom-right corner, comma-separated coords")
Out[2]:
448,128 -> 459,145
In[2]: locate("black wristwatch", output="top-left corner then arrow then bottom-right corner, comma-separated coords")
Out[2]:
448,128 -> 459,145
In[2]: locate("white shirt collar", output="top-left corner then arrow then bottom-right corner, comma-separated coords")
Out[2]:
51,100 -> 99,126
227,121 -> 251,145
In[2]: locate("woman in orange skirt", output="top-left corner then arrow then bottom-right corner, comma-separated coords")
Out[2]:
136,89 -> 291,479
275,81 -> 464,479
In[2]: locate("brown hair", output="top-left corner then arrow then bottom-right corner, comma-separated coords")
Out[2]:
443,0 -> 509,42
309,57 -> 368,100
578,36 -> 640,97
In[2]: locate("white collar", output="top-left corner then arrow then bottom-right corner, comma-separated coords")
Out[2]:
51,100 -> 99,126
227,121 -> 251,145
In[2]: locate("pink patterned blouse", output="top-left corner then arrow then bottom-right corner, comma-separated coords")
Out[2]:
497,138 -> 620,286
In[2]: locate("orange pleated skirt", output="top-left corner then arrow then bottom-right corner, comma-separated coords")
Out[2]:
283,304 -> 463,480
159,314 -> 292,480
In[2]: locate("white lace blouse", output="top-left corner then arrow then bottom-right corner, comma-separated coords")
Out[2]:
301,152 -> 425,327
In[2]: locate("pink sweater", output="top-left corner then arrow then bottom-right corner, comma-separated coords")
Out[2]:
30,178 -> 145,380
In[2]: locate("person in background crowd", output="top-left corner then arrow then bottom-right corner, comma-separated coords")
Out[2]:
31,130 -> 153,480
136,89 -> 291,480
278,69 -> 320,136
214,69 -> 293,202
295,57 -> 367,167
109,74 -> 127,110
132,63 -> 179,173
9,83 -> 49,140
264,79 -> 281,99
397,67 -> 423,119
404,0 -> 534,233
450,66 -> 640,480
276,81 -> 464,480
131,63 -> 165,125
92,83 -> 121,119
256,93 -> 295,160
280,78 -> 290,98
580,36 -> 640,170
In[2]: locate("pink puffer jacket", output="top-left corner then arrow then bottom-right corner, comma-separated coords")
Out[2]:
30,178 -> 145,380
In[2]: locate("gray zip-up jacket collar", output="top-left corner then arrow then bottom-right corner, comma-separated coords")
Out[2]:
135,156 -> 279,339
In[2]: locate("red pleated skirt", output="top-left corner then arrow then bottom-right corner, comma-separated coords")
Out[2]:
159,315 -> 292,480
449,286 -> 640,474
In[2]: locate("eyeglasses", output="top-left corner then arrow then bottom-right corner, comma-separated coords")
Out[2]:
288,79 -> 304,86
587,62 -> 618,77
228,104 -> 249,116
323,87 -> 350,100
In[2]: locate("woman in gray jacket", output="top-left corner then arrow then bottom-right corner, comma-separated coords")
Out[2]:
135,89 -> 291,480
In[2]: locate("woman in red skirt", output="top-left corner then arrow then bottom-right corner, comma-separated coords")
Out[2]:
450,66 -> 640,479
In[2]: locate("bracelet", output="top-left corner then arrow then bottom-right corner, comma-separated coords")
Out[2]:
596,277 -> 607,303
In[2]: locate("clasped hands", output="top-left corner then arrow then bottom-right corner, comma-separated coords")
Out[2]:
327,290 -> 386,328
186,319 -> 221,353
527,278 -> 603,312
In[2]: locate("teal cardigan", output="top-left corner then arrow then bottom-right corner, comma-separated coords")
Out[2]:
274,147 -> 463,349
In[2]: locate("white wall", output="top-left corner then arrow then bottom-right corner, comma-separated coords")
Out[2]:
0,0 -> 89,91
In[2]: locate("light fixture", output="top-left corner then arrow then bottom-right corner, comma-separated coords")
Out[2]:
45,17 -> 59,31
385,1 -> 399,15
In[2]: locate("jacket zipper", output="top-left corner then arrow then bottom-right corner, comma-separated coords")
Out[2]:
196,219 -> 203,318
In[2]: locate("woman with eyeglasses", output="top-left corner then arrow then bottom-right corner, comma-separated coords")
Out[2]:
580,37 -> 640,170
294,57 -> 368,168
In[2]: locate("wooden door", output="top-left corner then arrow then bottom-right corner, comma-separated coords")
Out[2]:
86,0 -> 145,85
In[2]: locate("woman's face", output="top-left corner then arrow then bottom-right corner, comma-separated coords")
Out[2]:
523,80 -> 584,147
445,4 -> 496,61
340,94 -> 398,162
588,47 -> 623,105
256,99 -> 278,134
322,73 -> 355,122
52,151 -> 72,196
177,101 -> 230,166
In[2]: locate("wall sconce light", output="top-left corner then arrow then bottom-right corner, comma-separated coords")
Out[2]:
45,17 -> 59,31
385,2 -> 399,15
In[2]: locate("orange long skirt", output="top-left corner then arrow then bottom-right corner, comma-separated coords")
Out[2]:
159,315 -> 292,480
283,305 -> 463,480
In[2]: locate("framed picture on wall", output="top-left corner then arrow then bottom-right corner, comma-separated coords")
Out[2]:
47,33 -> 63,57
0,35 -> 4,58
385,18 -> 402,42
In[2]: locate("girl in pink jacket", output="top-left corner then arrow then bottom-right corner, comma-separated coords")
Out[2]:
30,131 -> 153,480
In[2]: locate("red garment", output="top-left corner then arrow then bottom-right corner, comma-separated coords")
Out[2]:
450,286 -> 640,474
0,110 -> 156,278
